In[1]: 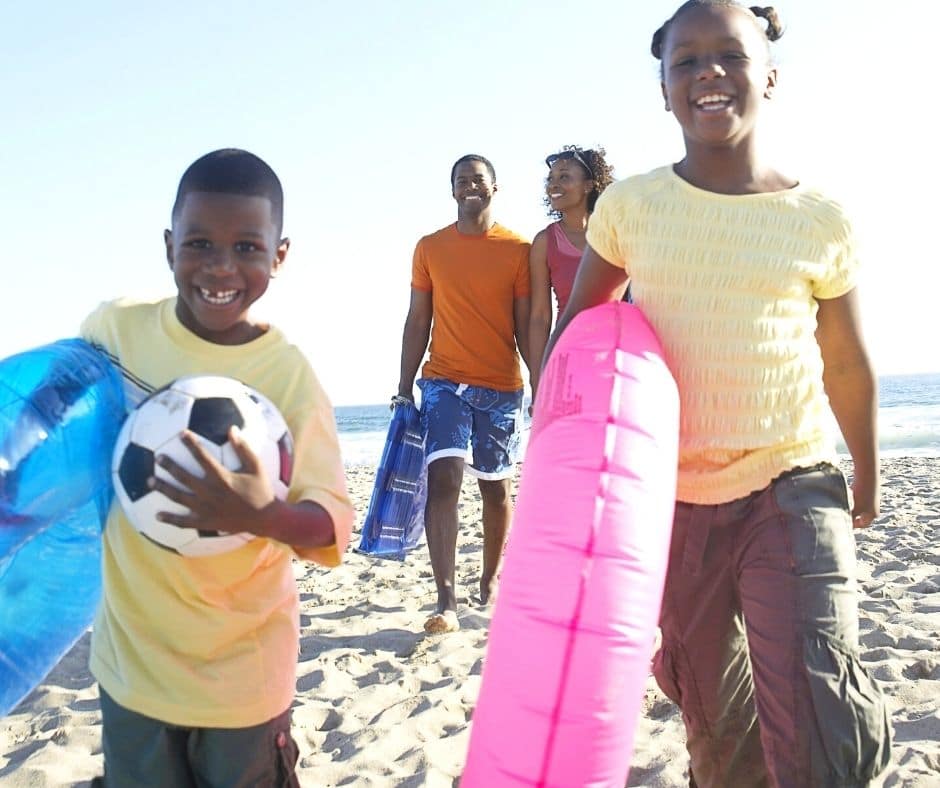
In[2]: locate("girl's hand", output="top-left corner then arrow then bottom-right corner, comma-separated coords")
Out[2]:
851,474 -> 880,529
149,426 -> 276,535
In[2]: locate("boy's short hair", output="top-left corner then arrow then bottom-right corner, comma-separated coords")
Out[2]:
450,154 -> 496,187
172,149 -> 284,234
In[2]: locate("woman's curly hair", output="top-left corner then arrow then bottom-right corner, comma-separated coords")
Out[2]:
543,145 -> 615,219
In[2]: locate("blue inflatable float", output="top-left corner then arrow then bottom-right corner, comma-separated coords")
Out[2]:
356,400 -> 426,560
0,339 -> 125,715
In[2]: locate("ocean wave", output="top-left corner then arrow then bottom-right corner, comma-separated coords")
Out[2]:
338,398 -> 940,467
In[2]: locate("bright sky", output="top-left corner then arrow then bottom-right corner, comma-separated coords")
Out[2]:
2,1 -> 937,405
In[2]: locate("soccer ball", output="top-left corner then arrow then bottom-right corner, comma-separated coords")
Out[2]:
111,375 -> 294,557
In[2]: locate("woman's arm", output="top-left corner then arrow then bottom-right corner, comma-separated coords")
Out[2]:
542,245 -> 628,368
527,230 -> 552,399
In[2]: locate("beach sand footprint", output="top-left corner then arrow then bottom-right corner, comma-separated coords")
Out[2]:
2,458 -> 940,786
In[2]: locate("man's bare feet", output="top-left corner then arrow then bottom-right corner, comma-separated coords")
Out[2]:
424,610 -> 460,634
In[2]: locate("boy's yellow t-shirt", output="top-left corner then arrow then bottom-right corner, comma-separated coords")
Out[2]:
81,297 -> 354,728
586,166 -> 858,505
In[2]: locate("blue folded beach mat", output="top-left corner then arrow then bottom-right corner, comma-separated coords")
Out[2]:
356,401 -> 427,560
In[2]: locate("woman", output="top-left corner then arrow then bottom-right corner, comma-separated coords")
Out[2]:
528,145 -> 614,401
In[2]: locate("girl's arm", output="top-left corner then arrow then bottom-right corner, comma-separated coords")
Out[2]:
542,245 -> 628,367
815,288 -> 879,528
527,230 -> 552,399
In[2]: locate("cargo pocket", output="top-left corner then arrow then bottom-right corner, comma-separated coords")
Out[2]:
653,644 -> 684,707
804,634 -> 892,784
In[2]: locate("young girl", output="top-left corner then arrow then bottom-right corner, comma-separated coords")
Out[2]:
527,146 -> 614,401
546,2 -> 892,785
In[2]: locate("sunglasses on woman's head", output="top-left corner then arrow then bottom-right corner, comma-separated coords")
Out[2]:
545,150 -> 592,176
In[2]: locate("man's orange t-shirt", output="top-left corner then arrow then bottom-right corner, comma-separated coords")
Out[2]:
412,223 -> 530,391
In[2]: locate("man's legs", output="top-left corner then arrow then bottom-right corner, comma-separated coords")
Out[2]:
417,379 -> 522,628
467,385 -> 523,606
477,476 -> 512,604
424,456 -> 465,628
418,379 -> 474,633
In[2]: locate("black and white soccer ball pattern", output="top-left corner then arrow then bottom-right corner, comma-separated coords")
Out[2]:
111,375 -> 293,557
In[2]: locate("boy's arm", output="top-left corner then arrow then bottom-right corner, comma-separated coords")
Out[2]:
151,429 -> 340,548
252,499 -> 335,549
815,288 -> 879,528
397,288 -> 432,402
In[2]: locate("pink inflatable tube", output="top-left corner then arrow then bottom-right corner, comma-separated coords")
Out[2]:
462,302 -> 679,787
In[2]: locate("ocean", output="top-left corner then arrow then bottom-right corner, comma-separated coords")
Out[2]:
335,373 -> 940,467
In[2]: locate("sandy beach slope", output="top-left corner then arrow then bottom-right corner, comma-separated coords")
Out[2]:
1,457 -> 938,786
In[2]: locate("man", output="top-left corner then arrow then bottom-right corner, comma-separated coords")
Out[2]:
396,154 -> 531,634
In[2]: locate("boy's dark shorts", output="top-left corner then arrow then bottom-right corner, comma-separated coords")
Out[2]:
95,689 -> 299,787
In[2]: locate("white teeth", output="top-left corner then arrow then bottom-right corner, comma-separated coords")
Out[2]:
696,93 -> 731,107
200,288 -> 238,305
550,193 -> 563,198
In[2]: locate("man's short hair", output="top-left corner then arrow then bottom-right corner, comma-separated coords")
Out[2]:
450,154 -> 496,187
172,149 -> 284,234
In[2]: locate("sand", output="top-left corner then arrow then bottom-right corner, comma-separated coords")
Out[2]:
1,457 -> 938,786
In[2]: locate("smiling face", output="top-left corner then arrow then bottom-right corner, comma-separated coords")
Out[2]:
452,160 -> 496,217
660,3 -> 776,149
546,159 -> 593,214
165,191 -> 288,345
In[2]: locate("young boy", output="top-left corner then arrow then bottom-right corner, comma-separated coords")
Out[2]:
83,149 -> 354,786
